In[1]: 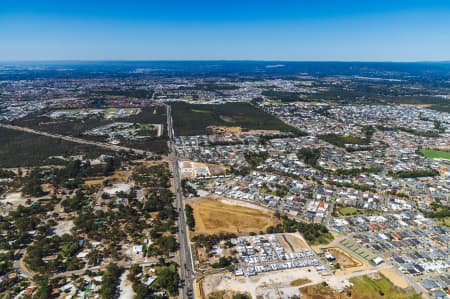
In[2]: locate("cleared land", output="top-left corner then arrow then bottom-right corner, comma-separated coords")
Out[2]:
170,102 -> 298,135
378,268 -> 410,289
186,197 -> 280,235
421,149 -> 450,159
328,247 -> 362,269
278,233 -> 310,252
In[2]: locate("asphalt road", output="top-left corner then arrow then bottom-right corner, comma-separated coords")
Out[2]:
166,104 -> 195,299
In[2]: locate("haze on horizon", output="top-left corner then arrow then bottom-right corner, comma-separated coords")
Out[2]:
1,0 -> 450,62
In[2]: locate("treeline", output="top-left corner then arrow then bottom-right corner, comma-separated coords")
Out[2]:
25,234 -> 84,273
361,125 -> 376,142
51,158 -> 116,189
192,232 -> 237,251
334,166 -> 381,176
100,263 -> 122,299
258,130 -> 308,144
244,151 -> 269,168
185,205 -> 195,230
90,88 -> 154,99
376,125 -> 440,137
181,179 -> 199,197
426,207 -> 450,219
22,169 -> 47,197
297,148 -> 321,167
389,169 -> 439,178
262,90 -> 302,102
0,169 -> 15,179
319,134 -> 369,148
212,256 -> 237,269
132,164 -> 171,188
195,83 -> 240,91
127,261 -> 180,297
266,216 -> 333,245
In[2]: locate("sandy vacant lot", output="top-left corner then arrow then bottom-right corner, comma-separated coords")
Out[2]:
0,192 -> 28,214
278,233 -> 310,253
328,247 -> 363,269
379,268 -> 410,289
187,197 -> 280,235
203,268 -> 323,299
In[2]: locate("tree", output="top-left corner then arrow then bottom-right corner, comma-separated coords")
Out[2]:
33,275 -> 51,299
99,263 -> 122,299
22,169 -> 45,197
156,264 -> 179,296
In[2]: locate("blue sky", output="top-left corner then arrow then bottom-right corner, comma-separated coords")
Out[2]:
1,0 -> 450,61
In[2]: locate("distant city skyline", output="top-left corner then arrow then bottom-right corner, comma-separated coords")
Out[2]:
1,0 -> 450,61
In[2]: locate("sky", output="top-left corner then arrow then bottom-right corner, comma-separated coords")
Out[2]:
1,0 -> 450,61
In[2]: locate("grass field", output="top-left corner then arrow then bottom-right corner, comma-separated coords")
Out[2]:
349,274 -> 420,299
300,274 -> 420,299
290,278 -> 311,286
187,197 -> 280,235
0,127 -> 115,168
170,102 -> 298,135
421,149 -> 450,159
436,217 -> 450,227
339,207 -> 359,216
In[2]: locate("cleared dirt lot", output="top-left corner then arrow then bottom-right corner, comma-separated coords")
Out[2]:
378,268 -> 410,289
202,267 -> 325,299
187,197 -> 280,235
328,247 -> 363,269
278,233 -> 310,253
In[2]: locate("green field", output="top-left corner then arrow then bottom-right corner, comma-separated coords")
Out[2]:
170,102 -> 299,135
421,149 -> 450,159
349,275 -> 421,299
339,207 -> 359,216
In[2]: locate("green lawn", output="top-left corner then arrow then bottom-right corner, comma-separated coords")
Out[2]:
421,149 -> 450,159
339,207 -> 358,216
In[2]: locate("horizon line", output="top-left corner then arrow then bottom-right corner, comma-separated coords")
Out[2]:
1,59 -> 450,64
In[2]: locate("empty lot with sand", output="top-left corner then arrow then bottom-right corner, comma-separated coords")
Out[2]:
187,197 -> 280,235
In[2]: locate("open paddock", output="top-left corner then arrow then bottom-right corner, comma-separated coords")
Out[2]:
187,197 -> 280,235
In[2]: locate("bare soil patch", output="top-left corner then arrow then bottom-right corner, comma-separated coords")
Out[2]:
187,197 -> 280,235
328,247 -> 363,269
379,268 -> 410,289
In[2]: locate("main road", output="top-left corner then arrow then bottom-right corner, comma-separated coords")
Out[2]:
166,104 -> 195,299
